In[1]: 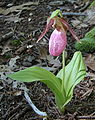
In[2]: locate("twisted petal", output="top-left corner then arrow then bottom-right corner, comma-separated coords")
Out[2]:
60,18 -> 79,41
37,18 -> 54,42
49,29 -> 67,56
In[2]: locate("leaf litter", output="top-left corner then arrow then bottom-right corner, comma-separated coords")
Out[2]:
85,54 -> 95,71
71,4 -> 95,29
0,2 -> 39,15
0,0 -> 95,119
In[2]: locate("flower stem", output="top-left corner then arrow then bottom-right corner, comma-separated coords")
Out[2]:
61,51 -> 65,92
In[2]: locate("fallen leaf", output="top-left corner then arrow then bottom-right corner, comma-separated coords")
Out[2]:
12,80 -> 29,92
9,56 -> 20,70
0,65 -> 12,83
80,88 -> 93,99
87,72 -> 95,78
87,72 -> 95,81
41,67 -> 57,72
0,86 -> 3,90
71,19 -> 88,28
13,90 -> 22,96
47,55 -> 61,67
1,46 -> 11,55
71,7 -> 95,28
0,72 -> 13,84
0,65 -> 11,72
0,31 -> 13,42
0,7 -> 5,14
85,54 -> 95,71
38,46 -> 47,60
49,1 -> 64,6
84,7 -> 95,25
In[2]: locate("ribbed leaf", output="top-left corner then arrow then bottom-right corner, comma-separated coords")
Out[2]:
7,66 -> 66,109
57,51 -> 86,97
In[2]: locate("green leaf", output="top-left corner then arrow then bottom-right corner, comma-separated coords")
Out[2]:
57,51 -> 86,98
7,52 -> 86,112
58,52 -> 86,111
75,27 -> 95,53
7,66 -> 66,109
7,66 -> 61,90
85,27 -> 95,38
75,38 -> 95,53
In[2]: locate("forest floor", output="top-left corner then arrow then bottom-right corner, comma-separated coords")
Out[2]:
0,0 -> 95,119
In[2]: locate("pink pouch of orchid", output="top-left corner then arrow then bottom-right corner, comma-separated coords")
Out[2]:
49,29 -> 67,56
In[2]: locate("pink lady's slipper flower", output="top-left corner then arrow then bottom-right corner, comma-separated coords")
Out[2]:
49,29 -> 67,56
37,16 -> 79,56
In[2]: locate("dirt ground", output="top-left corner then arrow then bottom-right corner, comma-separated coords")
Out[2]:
0,0 -> 95,120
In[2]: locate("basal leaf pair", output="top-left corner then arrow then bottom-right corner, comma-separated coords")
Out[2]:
7,51 -> 86,112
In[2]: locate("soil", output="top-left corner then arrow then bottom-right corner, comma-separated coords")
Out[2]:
0,0 -> 95,120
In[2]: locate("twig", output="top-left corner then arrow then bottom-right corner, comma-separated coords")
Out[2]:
62,12 -> 86,16
15,106 -> 31,119
0,12 -> 86,21
79,1 -> 91,12
2,103 -> 22,119
0,94 -> 4,102
79,0 -> 94,12
0,15 -> 9,18
0,32 -> 14,42
76,115 -> 95,119
90,112 -> 95,116
24,91 -> 48,117
15,45 -> 27,54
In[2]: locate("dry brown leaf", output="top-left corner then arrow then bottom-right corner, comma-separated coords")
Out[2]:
87,72 -> 95,77
1,46 -> 11,55
9,56 -> 20,69
84,7 -> 95,25
71,7 -> 95,28
0,7 -> 5,14
71,19 -> 88,28
38,46 -> 47,60
80,88 -> 93,99
85,54 -> 95,71
13,90 -> 22,96
0,65 -> 11,72
47,55 -> 61,67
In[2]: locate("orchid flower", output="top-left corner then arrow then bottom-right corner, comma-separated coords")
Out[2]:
37,10 -> 79,56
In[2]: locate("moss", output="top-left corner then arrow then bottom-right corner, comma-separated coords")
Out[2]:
11,39 -> 21,46
4,53 -> 12,59
75,38 -> 95,52
10,37 -> 25,46
19,37 -> 25,41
